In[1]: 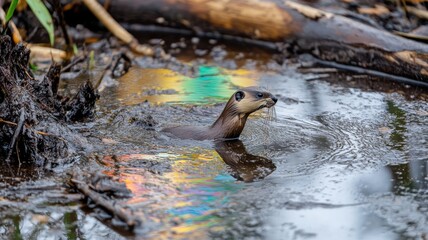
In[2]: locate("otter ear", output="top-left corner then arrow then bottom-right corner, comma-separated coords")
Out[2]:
235,91 -> 245,101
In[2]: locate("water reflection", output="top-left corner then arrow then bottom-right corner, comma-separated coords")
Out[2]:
385,100 -> 428,193
215,140 -> 276,182
63,211 -> 78,240
394,160 -> 428,193
97,139 -> 277,237
0,210 -> 123,240
99,150 -> 237,238
386,100 -> 407,152
95,67 -> 427,238
0,162 -> 41,185
115,66 -> 257,105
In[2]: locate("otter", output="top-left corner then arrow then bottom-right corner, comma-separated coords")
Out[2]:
162,86 -> 277,140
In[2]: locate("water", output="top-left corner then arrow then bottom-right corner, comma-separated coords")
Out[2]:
95,60 -> 428,239
1,43 -> 427,239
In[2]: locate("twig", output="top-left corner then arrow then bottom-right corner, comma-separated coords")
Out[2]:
398,0 -> 410,19
0,117 -> 66,140
70,178 -> 141,228
407,6 -> 428,20
52,0 -> 73,51
394,30 -> 428,43
27,45 -> 67,61
15,144 -> 21,165
25,26 -> 39,42
0,118 -> 16,126
111,52 -> 131,78
312,58 -> 428,88
0,4 -> 7,34
81,0 -> 154,56
90,54 -> 117,89
61,55 -> 86,73
6,108 -> 25,162
299,68 -> 338,74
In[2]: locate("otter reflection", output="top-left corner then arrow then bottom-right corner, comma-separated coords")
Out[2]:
215,140 -> 276,182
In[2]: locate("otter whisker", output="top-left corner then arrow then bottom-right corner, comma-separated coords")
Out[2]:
269,106 -> 277,121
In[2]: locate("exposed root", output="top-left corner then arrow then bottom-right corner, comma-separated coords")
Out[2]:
0,35 -> 97,168
5,108 -> 25,162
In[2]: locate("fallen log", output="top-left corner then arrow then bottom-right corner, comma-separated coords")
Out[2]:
99,0 -> 428,85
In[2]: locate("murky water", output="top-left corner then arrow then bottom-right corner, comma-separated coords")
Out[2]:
1,40 -> 428,239
96,58 -> 427,239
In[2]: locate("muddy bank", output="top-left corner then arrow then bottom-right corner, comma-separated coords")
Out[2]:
0,36 -> 98,170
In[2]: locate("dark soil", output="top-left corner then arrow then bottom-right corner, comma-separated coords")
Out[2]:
0,36 -> 98,169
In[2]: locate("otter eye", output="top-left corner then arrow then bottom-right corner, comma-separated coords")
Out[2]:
235,91 -> 245,101
257,92 -> 264,98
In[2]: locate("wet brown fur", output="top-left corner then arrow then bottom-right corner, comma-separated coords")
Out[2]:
162,87 -> 277,140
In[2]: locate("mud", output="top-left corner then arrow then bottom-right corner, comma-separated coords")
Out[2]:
0,36 -> 98,169
1,33 -> 428,240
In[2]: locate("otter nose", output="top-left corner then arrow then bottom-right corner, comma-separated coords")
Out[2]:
272,97 -> 278,103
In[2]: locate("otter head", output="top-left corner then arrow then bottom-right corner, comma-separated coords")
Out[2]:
233,87 -> 278,114
209,86 -> 278,139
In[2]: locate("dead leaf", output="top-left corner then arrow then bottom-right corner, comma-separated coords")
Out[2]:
32,214 -> 49,224
379,127 -> 391,134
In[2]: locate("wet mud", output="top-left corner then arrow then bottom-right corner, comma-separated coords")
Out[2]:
0,35 -> 98,170
1,35 -> 428,239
